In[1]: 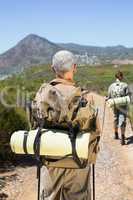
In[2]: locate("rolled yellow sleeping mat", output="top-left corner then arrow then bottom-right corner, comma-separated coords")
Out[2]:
107,96 -> 130,108
128,104 -> 133,129
10,129 -> 90,160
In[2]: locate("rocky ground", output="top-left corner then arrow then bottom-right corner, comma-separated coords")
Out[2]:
0,93 -> 133,200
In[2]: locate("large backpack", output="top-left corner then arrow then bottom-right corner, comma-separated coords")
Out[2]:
110,81 -> 128,98
31,79 -> 96,132
29,79 -> 99,168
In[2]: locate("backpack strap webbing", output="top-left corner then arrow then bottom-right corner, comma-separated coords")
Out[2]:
49,81 -> 61,86
68,122 -> 87,168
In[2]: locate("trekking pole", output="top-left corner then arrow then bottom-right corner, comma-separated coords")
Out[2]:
101,100 -> 107,134
37,161 -> 41,200
92,164 -> 95,200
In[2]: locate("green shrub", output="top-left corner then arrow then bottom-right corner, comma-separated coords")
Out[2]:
0,104 -> 29,161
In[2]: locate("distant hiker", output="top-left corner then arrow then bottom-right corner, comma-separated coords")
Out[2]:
107,71 -> 129,145
32,50 -> 101,200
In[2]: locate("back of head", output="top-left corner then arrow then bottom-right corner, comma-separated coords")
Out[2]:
115,71 -> 123,81
52,50 -> 76,77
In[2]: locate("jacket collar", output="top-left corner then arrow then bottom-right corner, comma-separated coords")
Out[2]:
50,78 -> 75,86
116,78 -> 121,83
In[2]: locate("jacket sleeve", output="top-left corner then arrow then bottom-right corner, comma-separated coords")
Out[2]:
125,84 -> 130,96
108,85 -> 112,98
87,113 -> 101,164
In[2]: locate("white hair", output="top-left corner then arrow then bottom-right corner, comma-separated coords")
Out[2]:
52,50 -> 76,75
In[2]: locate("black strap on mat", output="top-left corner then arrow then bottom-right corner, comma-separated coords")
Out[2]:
68,122 -> 86,169
23,132 -> 28,154
34,128 -> 42,200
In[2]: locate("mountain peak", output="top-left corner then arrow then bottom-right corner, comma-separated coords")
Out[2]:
19,34 -> 49,44
26,33 -> 39,38
0,34 -> 61,69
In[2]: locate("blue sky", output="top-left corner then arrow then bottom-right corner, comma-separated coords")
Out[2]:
0,0 -> 133,53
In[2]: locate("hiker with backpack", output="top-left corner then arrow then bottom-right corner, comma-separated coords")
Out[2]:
31,50 -> 101,200
107,71 -> 129,145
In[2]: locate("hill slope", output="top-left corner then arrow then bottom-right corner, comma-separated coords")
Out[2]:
59,43 -> 133,59
0,34 -> 61,70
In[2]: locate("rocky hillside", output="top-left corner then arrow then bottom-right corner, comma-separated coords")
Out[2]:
0,34 -> 61,70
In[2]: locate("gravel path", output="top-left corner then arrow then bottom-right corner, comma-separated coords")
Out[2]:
0,93 -> 133,200
94,93 -> 133,200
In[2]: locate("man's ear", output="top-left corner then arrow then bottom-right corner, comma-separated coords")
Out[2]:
51,65 -> 56,73
73,64 -> 77,73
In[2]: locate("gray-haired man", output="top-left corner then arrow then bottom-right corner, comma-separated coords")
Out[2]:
34,50 -> 100,200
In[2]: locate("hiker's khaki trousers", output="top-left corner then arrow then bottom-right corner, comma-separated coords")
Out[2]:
40,166 -> 91,200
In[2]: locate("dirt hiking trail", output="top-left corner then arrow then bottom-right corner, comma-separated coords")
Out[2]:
0,93 -> 133,200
